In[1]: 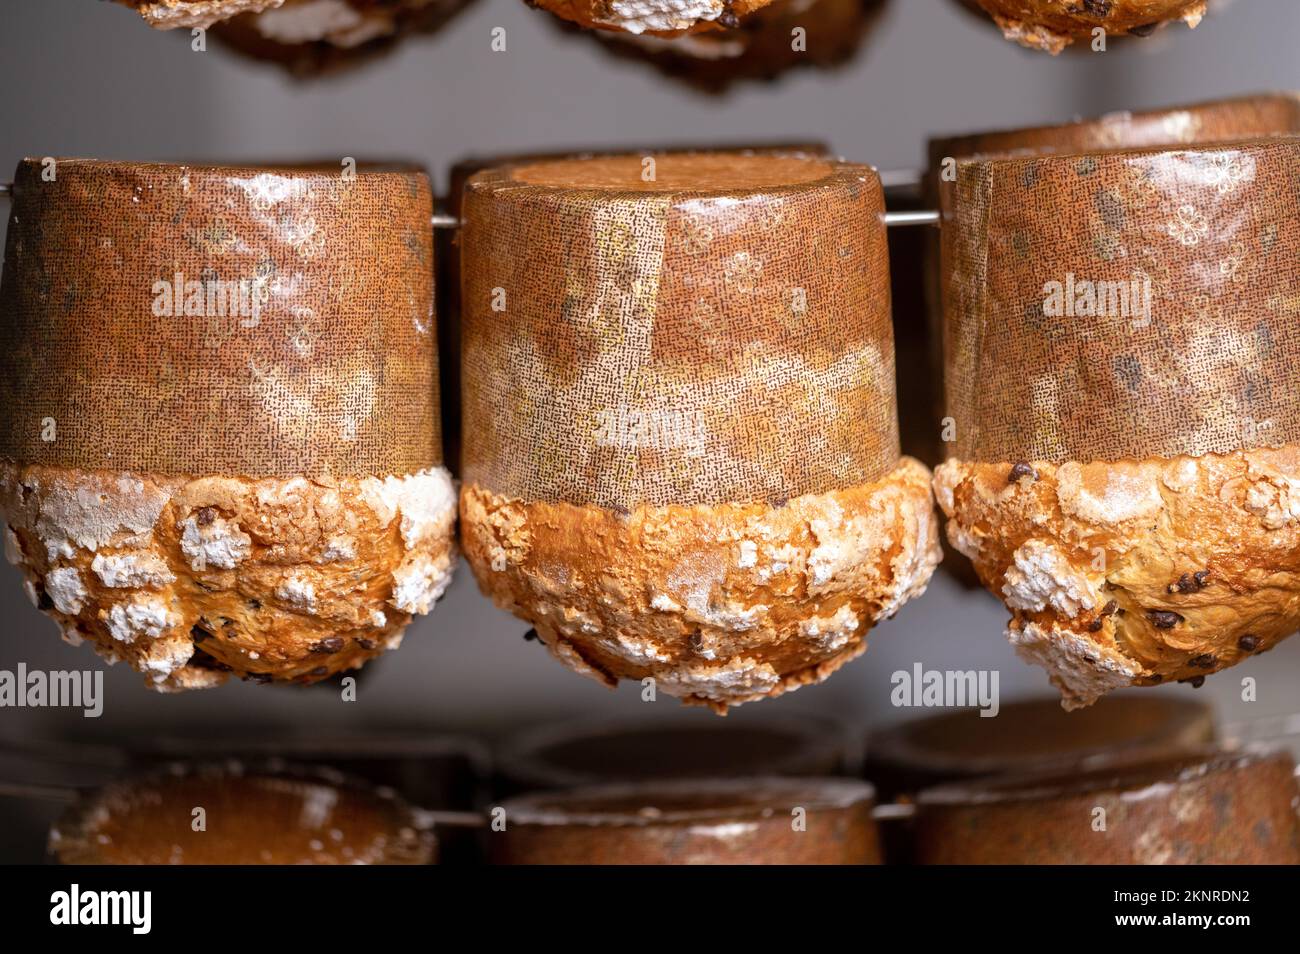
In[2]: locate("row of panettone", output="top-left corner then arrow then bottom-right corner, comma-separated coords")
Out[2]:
111,0 -> 1215,66
41,699 -> 1300,864
1,93 -> 1298,713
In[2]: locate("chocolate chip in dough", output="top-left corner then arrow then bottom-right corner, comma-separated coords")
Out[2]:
1169,570 -> 1211,594
310,637 -> 344,654
1008,462 -> 1038,484
523,627 -> 540,642
1238,634 -> 1260,653
1189,653 -> 1217,670
1146,610 -> 1183,629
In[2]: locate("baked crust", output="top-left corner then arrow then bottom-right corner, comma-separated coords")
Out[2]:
117,0 -> 286,30
462,457 -> 940,712
933,447 -> 1300,708
0,462 -> 456,690
973,0 -> 1206,53
529,0 -> 778,36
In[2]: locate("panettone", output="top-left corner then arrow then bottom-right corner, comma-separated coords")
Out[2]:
208,0 -> 478,75
914,745 -> 1300,864
51,762 -> 435,864
937,138 -> 1300,708
528,0 -> 780,35
116,0 -> 285,30
565,0 -> 887,93
0,159 -> 455,690
459,153 -> 940,712
967,0 -> 1207,53
493,777 -> 879,864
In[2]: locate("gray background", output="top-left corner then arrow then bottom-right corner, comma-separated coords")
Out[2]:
0,0 -> 1296,823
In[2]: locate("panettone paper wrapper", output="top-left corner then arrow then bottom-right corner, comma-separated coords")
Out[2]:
945,137 -> 1300,463
0,159 -> 439,478
459,154 -> 899,510
924,93 -> 1300,460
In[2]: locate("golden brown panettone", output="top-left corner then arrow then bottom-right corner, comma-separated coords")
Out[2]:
0,159 -> 454,690
937,138 -> 1300,708
935,451 -> 1300,707
463,460 -> 939,711
3,465 -> 455,690
459,153 -> 940,712
528,0 -> 779,35
969,0 -> 1207,53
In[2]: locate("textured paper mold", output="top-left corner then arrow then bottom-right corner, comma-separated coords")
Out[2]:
494,777 -> 880,864
530,0 -> 778,35
0,159 -> 452,689
441,142 -> 830,472
928,93 -> 1300,174
51,762 -> 435,865
462,153 -> 899,509
460,152 -> 936,710
937,138 -> 1300,706
969,0 -> 1206,53
946,138 -> 1300,464
923,93 -> 1300,464
915,746 -> 1300,864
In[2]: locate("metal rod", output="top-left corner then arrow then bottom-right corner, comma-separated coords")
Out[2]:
884,209 -> 940,228
0,181 -> 11,198
431,212 -> 460,229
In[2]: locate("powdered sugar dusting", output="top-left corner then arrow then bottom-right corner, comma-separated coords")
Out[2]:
1002,538 -> 1098,616
1007,619 -> 1140,710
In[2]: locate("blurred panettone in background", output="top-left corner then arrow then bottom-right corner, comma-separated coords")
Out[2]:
50,762 -> 436,864
528,0 -> 780,35
116,0 -> 478,75
958,0 -> 1208,53
116,0 -> 283,29
555,0 -> 889,94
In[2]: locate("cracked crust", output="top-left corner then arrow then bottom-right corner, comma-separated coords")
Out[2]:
530,0 -> 778,36
934,447 -> 1300,708
462,457 -> 940,712
973,0 -> 1206,53
0,462 -> 456,691
116,0 -> 285,29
